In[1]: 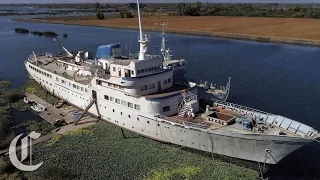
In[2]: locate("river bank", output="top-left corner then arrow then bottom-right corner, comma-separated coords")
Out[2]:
12,15 -> 320,47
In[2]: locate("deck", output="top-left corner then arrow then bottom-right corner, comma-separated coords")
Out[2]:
144,84 -> 188,99
26,93 -> 98,125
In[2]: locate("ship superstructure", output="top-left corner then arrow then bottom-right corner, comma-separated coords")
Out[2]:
25,0 -> 319,165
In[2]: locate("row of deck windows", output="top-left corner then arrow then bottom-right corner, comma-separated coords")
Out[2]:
29,65 -> 52,78
56,76 -> 88,93
104,95 -> 140,110
137,66 -> 161,74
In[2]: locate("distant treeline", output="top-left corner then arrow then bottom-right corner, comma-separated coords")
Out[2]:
3,3 -> 320,19
175,2 -> 320,18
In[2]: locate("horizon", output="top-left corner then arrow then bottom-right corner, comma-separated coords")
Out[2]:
1,0 -> 320,4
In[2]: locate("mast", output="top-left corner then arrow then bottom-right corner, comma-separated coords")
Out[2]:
137,0 -> 148,61
160,22 -> 167,56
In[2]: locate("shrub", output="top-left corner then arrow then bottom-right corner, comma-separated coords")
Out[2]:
42,31 -> 58,37
95,12 -> 105,20
14,28 -> 29,34
0,159 -> 7,174
120,11 -> 134,18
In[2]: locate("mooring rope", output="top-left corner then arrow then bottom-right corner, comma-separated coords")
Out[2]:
254,138 -> 264,179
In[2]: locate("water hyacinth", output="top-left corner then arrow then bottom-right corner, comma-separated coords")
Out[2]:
25,122 -> 258,179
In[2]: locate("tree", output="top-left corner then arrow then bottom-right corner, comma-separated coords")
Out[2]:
129,3 -> 137,9
95,12 -> 105,20
95,2 -> 100,12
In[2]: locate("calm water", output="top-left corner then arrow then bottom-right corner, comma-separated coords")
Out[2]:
1,15 -> 320,178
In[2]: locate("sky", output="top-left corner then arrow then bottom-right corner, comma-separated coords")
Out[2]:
1,0 -> 320,4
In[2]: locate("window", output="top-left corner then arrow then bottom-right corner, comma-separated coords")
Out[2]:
145,68 -> 148,72
73,84 -> 76,88
81,87 -> 84,91
121,100 -> 127,106
141,85 -> 148,91
62,80 -> 65,84
149,83 -> 155,89
163,106 -> 170,112
56,77 -> 59,81
77,85 -> 80,89
113,67 -> 116,72
104,95 -> 109,100
128,102 -> 133,108
110,97 -> 114,101
168,78 -> 172,83
134,104 -> 140,110
148,67 -> 152,71
141,69 -> 144,73
131,70 -> 134,75
137,70 -> 141,74
85,88 -> 88,92
115,99 -> 120,104
163,79 -> 168,85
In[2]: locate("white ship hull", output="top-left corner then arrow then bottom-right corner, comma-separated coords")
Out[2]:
25,61 -> 312,164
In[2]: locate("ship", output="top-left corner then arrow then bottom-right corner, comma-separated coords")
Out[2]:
24,0 -> 319,165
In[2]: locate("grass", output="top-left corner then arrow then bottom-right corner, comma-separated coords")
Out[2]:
24,121 -> 258,179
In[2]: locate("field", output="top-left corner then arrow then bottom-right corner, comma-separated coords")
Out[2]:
24,122 -> 259,179
16,15 -> 320,45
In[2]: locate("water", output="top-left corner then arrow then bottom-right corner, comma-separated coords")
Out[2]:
1,15 -> 320,178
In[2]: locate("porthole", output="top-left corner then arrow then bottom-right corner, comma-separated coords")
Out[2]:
137,117 -> 139,121
113,109 -> 115,112
132,126 -> 134,129
123,123 -> 125,125
121,112 -> 123,115
157,124 -> 160,126
128,115 -> 131,118
147,121 -> 149,124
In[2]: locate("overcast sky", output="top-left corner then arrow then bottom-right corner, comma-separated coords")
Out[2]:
1,0 -> 320,4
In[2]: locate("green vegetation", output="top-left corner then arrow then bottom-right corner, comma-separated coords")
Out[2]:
25,79 -> 58,105
14,28 -> 29,34
120,11 -> 134,18
0,117 -> 15,150
14,120 -> 55,135
14,28 -> 59,37
94,2 -> 105,20
0,158 -> 26,179
94,12 -> 105,20
24,122 -> 258,179
0,81 -> 29,114
31,31 -> 57,37
174,2 -> 320,19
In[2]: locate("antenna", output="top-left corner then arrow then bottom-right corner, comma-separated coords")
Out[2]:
137,0 -> 149,61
